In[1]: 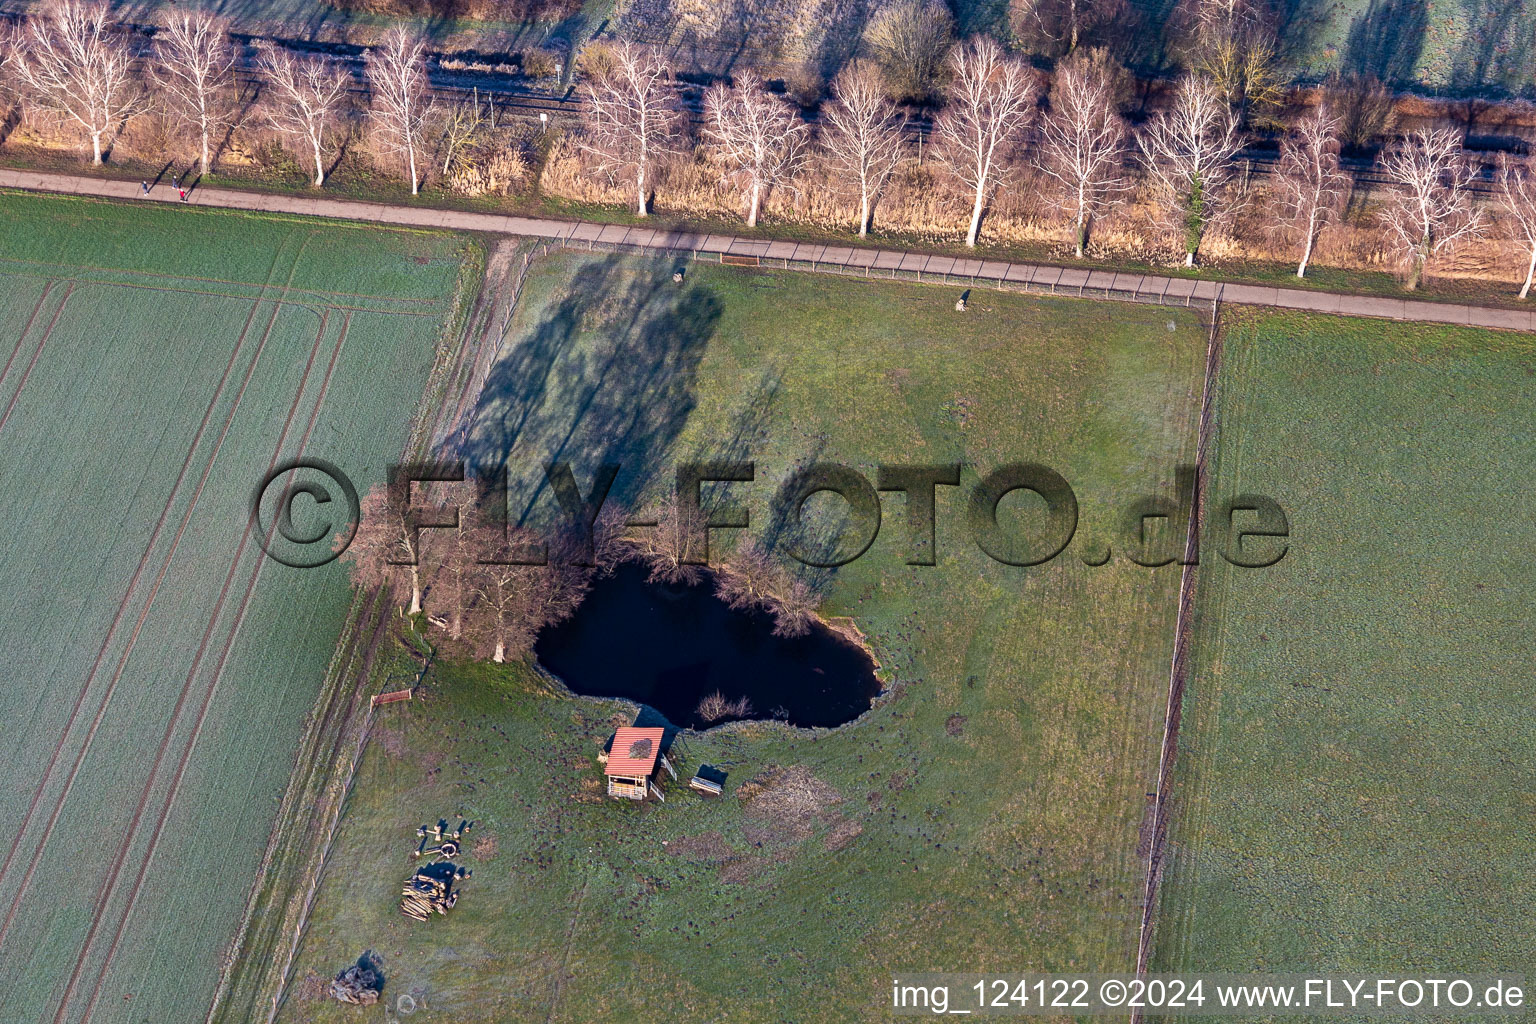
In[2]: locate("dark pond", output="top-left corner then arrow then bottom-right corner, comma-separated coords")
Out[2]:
533,562 -> 882,730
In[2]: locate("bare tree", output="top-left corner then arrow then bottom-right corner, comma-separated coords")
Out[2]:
1496,155 -> 1536,299
770,578 -> 820,638
578,41 -> 683,217
1378,128 -> 1485,291
365,27 -> 432,195
427,492 -> 480,639
5,0 -> 139,165
1037,49 -> 1131,258
821,62 -> 907,237
1324,72 -> 1396,154
1010,0 -> 1126,57
254,42 -> 350,187
932,37 -> 1036,247
704,71 -> 811,228
1139,73 -> 1242,266
715,537 -> 822,637
471,560 -> 537,663
639,492 -> 708,585
715,537 -> 781,611
471,527 -> 589,662
151,10 -> 234,174
865,0 -> 954,105
342,485 -> 436,614
437,93 -> 489,176
1177,0 -> 1282,129
1273,108 -> 1348,277
696,691 -> 753,722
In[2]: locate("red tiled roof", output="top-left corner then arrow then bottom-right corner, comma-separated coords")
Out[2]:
605,727 -> 665,777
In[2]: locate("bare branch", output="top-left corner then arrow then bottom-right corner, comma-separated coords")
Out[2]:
1037,48 -> 1131,257
932,36 -> 1035,247
5,0 -> 140,165
254,41 -> 351,187
578,41 -> 683,217
151,9 -> 234,174
704,71 -> 812,228
365,27 -> 432,195
820,61 -> 907,237
1378,128 -> 1486,290
1496,155 -> 1536,299
1139,73 -> 1243,266
1273,107 -> 1349,277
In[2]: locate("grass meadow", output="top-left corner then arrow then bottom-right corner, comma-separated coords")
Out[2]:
272,253 -> 1208,1022
1155,311 -> 1536,998
0,192 -> 476,1024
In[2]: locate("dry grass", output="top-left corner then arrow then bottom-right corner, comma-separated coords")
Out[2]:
738,764 -> 844,844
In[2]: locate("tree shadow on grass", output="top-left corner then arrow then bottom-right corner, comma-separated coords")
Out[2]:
1445,0 -> 1536,96
460,255 -> 722,528
1341,0 -> 1427,86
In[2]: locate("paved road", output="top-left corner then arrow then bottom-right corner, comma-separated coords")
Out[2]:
4,167 -> 1533,332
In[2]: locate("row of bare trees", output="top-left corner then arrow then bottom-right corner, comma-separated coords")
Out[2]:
7,2 -> 1535,292
581,36 -> 1536,290
341,485 -> 824,662
2,0 -> 433,191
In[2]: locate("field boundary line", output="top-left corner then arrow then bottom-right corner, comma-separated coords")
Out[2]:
0,284 -> 280,941
432,240 -> 556,455
1130,298 -> 1225,1020
0,270 -> 446,317
48,298 -> 329,1024
75,311 -> 356,1024
0,278 -> 55,390
0,281 -> 73,438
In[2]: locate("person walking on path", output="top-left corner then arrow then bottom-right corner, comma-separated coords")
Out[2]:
141,181 -> 150,197
178,186 -> 187,202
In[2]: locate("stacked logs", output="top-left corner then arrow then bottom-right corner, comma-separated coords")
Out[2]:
399,869 -> 459,920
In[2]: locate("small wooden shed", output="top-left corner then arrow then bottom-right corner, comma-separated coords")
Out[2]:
600,726 -> 674,801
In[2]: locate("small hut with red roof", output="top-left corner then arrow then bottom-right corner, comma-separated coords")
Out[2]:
598,726 -> 675,800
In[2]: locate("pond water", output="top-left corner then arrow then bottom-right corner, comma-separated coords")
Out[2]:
533,562 -> 882,730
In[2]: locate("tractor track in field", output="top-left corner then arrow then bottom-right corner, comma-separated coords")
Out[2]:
44,300 -> 327,1024
0,281 -> 73,438
73,311 -> 355,1024
0,245 -> 307,967
0,278 -> 56,390
0,287 -> 275,945
46,300 -> 333,1024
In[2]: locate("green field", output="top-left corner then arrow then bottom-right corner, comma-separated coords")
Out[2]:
0,193 -> 475,1024
1155,311 -> 1536,992
268,252 -> 1208,1022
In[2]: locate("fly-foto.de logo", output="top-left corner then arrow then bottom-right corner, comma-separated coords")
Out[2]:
252,459 -> 1289,571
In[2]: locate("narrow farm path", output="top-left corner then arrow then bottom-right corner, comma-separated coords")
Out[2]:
3,167 -> 1534,332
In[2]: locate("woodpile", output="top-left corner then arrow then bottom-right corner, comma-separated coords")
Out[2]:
399,867 -> 464,920
331,961 -> 382,1005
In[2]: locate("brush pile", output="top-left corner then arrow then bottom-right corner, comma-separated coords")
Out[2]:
331,960 -> 381,1005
